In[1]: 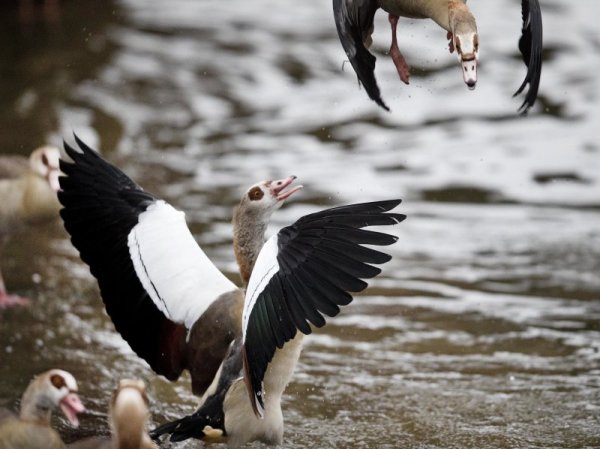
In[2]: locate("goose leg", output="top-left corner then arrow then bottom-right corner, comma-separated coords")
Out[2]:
388,14 -> 410,84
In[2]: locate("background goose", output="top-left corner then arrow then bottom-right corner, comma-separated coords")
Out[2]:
57,136 -> 406,446
68,379 -> 156,449
0,369 -> 84,449
333,0 -> 543,113
0,145 -> 61,307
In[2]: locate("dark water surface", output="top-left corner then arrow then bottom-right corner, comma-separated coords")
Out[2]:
1,0 -> 599,447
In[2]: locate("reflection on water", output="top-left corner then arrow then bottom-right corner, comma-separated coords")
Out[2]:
0,0 -> 122,154
1,0 -> 599,447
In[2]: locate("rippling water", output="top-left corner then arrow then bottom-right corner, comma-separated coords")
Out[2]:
1,0 -> 599,447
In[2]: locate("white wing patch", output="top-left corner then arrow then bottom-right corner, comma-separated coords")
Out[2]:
128,200 -> 237,328
242,235 -> 280,340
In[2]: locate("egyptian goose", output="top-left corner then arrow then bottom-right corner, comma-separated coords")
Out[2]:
333,0 -> 543,113
0,369 -> 85,449
69,379 -> 156,449
0,145 -> 61,307
57,136 -> 406,446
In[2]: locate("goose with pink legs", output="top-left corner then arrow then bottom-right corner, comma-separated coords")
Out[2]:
333,0 -> 543,113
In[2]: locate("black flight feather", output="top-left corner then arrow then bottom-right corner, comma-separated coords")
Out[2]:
514,0 -> 543,114
333,0 -> 389,111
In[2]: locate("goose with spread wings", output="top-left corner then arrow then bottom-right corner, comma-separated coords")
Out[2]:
333,0 -> 543,114
58,136 -> 405,446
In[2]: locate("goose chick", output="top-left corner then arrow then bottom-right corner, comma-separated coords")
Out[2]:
69,380 -> 156,449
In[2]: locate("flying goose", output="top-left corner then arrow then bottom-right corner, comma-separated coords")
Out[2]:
333,0 -> 543,113
0,369 -> 85,449
68,379 -> 156,449
57,136 -> 406,446
0,145 -> 62,307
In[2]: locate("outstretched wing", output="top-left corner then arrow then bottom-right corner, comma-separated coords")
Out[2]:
333,0 -> 389,111
58,135 -> 236,380
513,0 -> 543,114
241,200 -> 405,417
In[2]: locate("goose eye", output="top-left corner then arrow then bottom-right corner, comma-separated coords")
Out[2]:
248,187 -> 264,201
50,374 -> 66,390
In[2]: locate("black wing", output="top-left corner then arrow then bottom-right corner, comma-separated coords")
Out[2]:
58,135 -> 187,380
242,200 -> 405,416
513,0 -> 543,114
333,0 -> 389,111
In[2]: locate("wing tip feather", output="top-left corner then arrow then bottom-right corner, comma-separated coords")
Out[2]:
242,344 -> 265,419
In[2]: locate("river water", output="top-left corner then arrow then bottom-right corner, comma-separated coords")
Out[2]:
0,0 -> 599,447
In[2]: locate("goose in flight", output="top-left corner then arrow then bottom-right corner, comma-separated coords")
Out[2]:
58,136 -> 406,446
333,0 -> 543,113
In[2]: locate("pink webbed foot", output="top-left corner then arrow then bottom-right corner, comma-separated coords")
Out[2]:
388,14 -> 410,84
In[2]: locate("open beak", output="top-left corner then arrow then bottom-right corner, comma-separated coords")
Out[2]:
269,176 -> 303,201
59,392 -> 85,428
461,57 -> 477,90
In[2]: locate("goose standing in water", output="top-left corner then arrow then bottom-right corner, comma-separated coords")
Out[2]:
0,369 -> 85,449
69,380 -> 156,449
333,0 -> 543,113
57,136 -> 406,446
0,146 -> 61,307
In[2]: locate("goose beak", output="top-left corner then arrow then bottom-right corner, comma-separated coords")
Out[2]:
47,169 -> 61,192
59,392 -> 85,428
269,176 -> 303,201
461,57 -> 477,90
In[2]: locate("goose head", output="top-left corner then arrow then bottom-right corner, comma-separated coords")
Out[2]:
29,146 -> 61,192
110,379 -> 155,448
20,369 -> 85,427
449,5 -> 479,89
239,176 -> 303,219
233,176 -> 303,284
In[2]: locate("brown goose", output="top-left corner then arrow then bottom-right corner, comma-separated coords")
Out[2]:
58,136 -> 406,446
0,145 -> 61,307
333,0 -> 543,113
69,380 -> 156,449
0,369 -> 85,449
